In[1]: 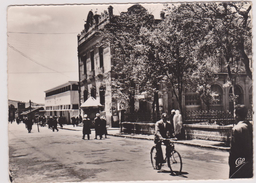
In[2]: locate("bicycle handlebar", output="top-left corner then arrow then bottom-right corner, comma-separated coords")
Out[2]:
159,138 -> 177,141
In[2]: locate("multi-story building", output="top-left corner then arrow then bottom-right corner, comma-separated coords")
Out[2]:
77,5 -> 115,127
77,4 -> 252,125
77,4 -> 158,126
44,81 -> 79,123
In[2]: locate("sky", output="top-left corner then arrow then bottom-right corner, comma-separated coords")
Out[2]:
7,2 -> 164,104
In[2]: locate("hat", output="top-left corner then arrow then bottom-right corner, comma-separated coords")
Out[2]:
161,113 -> 167,118
171,109 -> 176,113
84,114 -> 88,118
96,113 -> 100,117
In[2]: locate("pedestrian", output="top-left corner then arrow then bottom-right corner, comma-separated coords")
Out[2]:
52,116 -> 59,132
75,115 -> 80,126
94,113 -> 102,139
58,116 -> 63,128
154,113 -> 173,169
173,110 -> 183,140
71,116 -> 76,127
169,109 -> 176,137
229,104 -> 253,178
16,116 -> 20,125
101,116 -> 108,138
25,116 -> 33,133
48,116 -> 53,129
82,114 -> 91,140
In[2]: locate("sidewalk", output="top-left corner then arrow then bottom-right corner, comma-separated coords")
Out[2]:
61,125 -> 230,151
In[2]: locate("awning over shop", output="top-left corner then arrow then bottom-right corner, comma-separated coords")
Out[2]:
20,107 -> 44,116
80,97 -> 103,108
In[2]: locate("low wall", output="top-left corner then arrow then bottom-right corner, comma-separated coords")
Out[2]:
120,122 -> 155,135
120,122 -> 233,146
183,124 -> 233,146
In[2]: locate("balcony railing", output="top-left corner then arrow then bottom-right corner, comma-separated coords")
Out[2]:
97,67 -> 104,78
87,70 -> 95,81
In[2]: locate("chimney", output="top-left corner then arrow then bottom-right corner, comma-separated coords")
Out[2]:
160,11 -> 165,19
108,5 -> 113,20
94,14 -> 100,25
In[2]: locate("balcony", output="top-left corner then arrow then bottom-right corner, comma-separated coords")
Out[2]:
97,67 -> 104,78
87,70 -> 95,81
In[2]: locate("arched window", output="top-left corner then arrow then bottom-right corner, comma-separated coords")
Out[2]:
99,86 -> 105,105
249,87 -> 252,106
229,85 -> 244,112
83,90 -> 88,102
229,85 -> 244,104
235,85 -> 244,104
90,51 -> 94,71
91,87 -> 96,98
211,84 -> 223,105
99,47 -> 104,68
82,55 -> 87,75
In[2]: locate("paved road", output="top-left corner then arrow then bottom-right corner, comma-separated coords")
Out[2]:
9,122 -> 230,182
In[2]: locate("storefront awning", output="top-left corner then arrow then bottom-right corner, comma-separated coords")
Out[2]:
80,97 -> 103,108
20,107 -> 44,115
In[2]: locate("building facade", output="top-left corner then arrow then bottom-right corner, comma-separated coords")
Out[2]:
44,81 -> 79,124
77,5 -> 252,125
77,6 -> 116,126
159,73 -> 252,117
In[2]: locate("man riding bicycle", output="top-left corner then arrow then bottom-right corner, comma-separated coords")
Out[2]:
154,113 -> 175,165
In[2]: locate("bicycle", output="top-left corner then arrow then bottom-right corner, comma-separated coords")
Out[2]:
150,138 -> 182,174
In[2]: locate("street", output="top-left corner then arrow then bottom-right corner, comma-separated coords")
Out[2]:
9,122 -> 229,182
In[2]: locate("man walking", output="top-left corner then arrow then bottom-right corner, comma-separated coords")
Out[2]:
229,105 -> 253,178
94,113 -> 102,139
52,116 -> 59,132
82,114 -> 91,140
101,116 -> 108,138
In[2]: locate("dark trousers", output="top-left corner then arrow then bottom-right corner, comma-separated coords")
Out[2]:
156,142 -> 164,162
52,125 -> 58,132
83,134 -> 90,140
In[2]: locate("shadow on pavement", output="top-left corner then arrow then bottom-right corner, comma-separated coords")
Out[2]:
157,170 -> 188,178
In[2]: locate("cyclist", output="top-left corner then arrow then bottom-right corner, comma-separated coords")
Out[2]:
154,113 -> 175,165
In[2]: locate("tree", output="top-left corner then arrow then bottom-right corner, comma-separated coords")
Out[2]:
138,2 -> 251,118
99,4 -> 156,120
191,56 -> 220,111
194,2 -> 252,114
138,3 -> 217,117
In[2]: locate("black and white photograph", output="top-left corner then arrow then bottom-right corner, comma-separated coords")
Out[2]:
4,0 -> 255,182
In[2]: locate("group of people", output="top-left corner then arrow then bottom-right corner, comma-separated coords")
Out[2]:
154,105 -> 253,179
153,110 -> 184,166
71,115 -> 82,127
82,113 -> 108,140
47,116 -> 59,132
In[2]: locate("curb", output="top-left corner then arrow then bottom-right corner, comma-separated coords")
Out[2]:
108,134 -> 230,151
61,127 -> 230,151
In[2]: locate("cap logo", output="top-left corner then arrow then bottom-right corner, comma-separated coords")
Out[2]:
235,157 -> 245,167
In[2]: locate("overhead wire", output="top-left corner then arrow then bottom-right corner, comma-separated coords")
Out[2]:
8,43 -> 71,78
7,31 -> 78,35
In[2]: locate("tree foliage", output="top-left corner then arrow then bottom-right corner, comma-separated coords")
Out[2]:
98,2 -> 252,120
137,2 -> 252,116
100,4 -> 156,115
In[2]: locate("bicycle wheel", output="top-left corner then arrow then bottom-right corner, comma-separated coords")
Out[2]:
167,150 -> 182,174
150,146 -> 162,170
